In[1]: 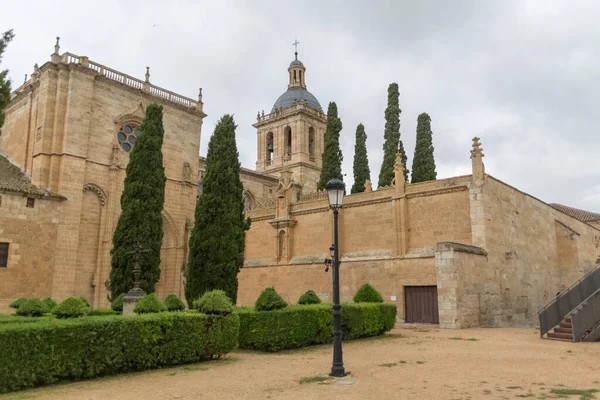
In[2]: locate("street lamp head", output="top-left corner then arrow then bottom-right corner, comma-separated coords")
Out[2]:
326,178 -> 345,209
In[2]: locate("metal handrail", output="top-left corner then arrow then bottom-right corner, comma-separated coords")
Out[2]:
537,262 -> 600,315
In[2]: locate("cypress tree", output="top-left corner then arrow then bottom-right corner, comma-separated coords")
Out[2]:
0,29 -> 15,134
107,104 -> 166,299
350,123 -> 371,194
318,102 -> 344,191
185,114 -> 250,305
378,83 -> 408,187
411,112 -> 437,183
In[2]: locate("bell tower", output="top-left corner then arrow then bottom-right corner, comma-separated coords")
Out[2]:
253,42 -> 327,194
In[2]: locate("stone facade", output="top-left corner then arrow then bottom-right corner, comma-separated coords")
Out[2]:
0,41 -> 205,312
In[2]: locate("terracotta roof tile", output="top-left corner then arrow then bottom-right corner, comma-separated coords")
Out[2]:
0,153 -> 64,199
549,203 -> 600,223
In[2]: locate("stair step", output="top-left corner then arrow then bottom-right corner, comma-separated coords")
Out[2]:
560,322 -> 572,329
548,332 -> 573,341
546,336 -> 573,342
565,318 -> 572,323
554,327 -> 573,334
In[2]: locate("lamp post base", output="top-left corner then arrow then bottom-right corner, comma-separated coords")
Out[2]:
330,365 -> 346,377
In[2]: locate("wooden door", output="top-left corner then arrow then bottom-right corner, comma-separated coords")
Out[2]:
404,286 -> 439,324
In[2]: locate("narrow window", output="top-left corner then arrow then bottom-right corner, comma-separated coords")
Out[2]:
266,132 -> 274,165
299,70 -> 302,84
26,198 -> 35,208
285,127 -> 292,157
0,243 -> 8,267
293,70 -> 297,82
308,127 -> 315,159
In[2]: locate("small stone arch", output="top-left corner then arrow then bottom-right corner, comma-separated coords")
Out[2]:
161,209 -> 179,248
243,190 -> 256,212
284,126 -> 292,157
83,183 -> 107,206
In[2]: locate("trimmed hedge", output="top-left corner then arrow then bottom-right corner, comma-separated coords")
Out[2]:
298,290 -> 321,305
134,293 -> 167,314
237,303 -> 397,352
89,308 -> 117,317
52,297 -> 89,319
255,287 -> 287,311
0,312 -> 239,394
353,283 -> 384,303
194,290 -> 234,315
42,297 -> 58,312
0,314 -> 50,325
164,294 -> 185,312
9,298 -> 27,310
16,299 -> 47,317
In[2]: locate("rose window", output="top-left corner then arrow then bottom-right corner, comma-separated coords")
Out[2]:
117,125 -> 141,152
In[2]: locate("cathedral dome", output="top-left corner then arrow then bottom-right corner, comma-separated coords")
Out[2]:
289,59 -> 304,67
271,87 -> 321,113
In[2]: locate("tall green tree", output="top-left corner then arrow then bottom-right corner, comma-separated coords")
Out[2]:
378,83 -> 408,187
107,104 -> 166,299
411,112 -> 437,183
185,114 -> 250,305
0,29 -> 15,135
350,123 -> 371,194
318,102 -> 344,191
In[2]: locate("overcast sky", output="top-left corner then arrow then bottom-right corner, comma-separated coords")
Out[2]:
2,0 -> 599,212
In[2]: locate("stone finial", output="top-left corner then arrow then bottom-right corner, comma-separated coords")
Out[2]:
145,67 -> 150,83
54,36 -> 60,55
364,179 -> 372,192
394,151 -> 406,196
257,111 -> 261,121
470,137 -> 485,185
24,74 -> 28,84
198,87 -> 203,102
261,110 -> 265,118
51,37 -> 61,63
33,63 -> 39,73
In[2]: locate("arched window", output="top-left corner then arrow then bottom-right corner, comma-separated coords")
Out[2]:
284,127 -> 292,158
299,70 -> 302,84
293,70 -> 297,82
308,127 -> 315,160
244,192 -> 254,212
266,132 -> 274,165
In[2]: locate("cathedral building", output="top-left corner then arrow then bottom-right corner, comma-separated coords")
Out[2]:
1,40 -> 599,330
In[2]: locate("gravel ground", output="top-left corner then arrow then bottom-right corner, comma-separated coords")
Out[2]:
3,326 -> 599,400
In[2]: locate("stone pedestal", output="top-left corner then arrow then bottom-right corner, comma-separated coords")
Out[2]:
122,288 -> 145,316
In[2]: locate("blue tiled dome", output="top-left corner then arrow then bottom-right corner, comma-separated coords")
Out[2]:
271,87 -> 321,113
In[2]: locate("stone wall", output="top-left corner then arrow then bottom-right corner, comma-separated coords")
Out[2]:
0,193 -> 62,313
435,242 -> 488,328
478,176 -> 600,326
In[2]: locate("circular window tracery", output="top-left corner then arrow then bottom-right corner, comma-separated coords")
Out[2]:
117,125 -> 141,152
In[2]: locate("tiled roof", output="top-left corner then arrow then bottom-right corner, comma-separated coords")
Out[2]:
549,203 -> 600,223
0,152 -> 64,198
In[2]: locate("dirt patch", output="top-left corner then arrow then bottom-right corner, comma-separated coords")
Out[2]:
2,327 -> 599,400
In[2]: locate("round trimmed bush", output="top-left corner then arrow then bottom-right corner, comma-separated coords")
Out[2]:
42,297 -> 58,312
353,283 -> 384,303
79,296 -> 91,308
164,294 -> 185,312
52,297 -> 89,318
89,308 -> 118,316
298,290 -> 321,305
193,290 -> 234,315
9,298 -> 27,310
134,293 -> 167,314
255,287 -> 287,311
111,293 -> 125,312
16,299 -> 47,317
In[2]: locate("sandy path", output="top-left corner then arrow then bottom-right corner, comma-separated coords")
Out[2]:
2,326 -> 599,400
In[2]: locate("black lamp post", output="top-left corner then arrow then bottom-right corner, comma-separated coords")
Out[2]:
326,177 -> 346,377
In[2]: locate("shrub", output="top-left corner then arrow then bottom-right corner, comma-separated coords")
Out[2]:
0,314 -> 50,325
0,312 -> 239,393
111,293 -> 125,312
237,303 -> 397,352
255,287 -> 287,311
89,308 -> 117,317
298,290 -> 321,305
52,297 -> 89,319
42,297 -> 57,312
164,294 -> 185,312
237,305 -> 332,351
79,297 -> 91,308
9,298 -> 27,310
353,283 -> 384,303
15,299 -> 46,317
193,290 -> 234,315
134,293 -> 167,314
